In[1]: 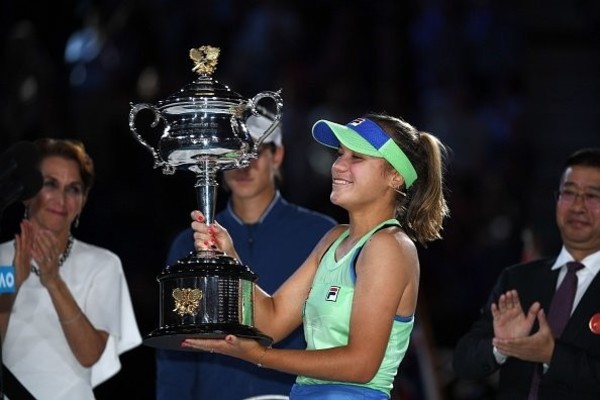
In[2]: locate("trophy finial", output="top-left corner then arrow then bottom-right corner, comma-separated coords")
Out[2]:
190,45 -> 220,76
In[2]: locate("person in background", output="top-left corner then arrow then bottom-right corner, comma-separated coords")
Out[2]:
155,114 -> 337,399
184,113 -> 450,399
453,147 -> 600,399
0,138 -> 142,400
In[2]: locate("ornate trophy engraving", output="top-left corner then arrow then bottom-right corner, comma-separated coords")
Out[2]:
129,45 -> 281,350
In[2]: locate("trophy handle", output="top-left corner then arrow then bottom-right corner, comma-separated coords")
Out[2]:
248,89 -> 284,148
128,103 -> 175,175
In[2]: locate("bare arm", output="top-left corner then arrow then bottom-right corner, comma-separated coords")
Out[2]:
253,226 -> 345,342
191,209 -> 343,342
184,227 -> 419,383
32,229 -> 108,367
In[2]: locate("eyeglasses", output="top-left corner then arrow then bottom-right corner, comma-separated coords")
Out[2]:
555,189 -> 600,208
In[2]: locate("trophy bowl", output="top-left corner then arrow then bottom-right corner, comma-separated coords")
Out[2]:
129,45 -> 281,350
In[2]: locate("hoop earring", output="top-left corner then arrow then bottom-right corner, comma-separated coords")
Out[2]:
74,214 -> 80,229
24,207 -> 29,220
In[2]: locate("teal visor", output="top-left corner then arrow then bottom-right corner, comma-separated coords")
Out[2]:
312,117 -> 418,188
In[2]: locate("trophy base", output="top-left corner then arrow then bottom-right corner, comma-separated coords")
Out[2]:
143,323 -> 273,351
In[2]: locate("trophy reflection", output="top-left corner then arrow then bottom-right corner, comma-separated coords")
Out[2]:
128,45 -> 281,350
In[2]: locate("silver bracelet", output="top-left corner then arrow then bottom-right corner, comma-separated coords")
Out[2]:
256,345 -> 271,368
60,312 -> 82,325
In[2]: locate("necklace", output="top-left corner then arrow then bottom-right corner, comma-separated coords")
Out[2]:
30,235 -> 75,276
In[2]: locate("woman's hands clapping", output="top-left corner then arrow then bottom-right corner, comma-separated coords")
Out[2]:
14,219 -> 63,288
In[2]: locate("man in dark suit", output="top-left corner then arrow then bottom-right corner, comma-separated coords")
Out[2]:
453,147 -> 600,399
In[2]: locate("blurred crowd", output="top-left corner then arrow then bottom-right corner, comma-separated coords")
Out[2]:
1,1 -> 599,399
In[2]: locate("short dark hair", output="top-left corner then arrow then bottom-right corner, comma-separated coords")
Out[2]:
563,148 -> 600,170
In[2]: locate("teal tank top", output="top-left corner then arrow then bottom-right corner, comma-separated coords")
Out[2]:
297,219 -> 415,397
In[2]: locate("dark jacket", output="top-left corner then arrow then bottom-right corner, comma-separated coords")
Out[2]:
453,258 -> 600,399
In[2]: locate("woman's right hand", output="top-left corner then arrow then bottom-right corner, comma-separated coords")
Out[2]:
13,220 -> 34,287
191,211 -> 239,260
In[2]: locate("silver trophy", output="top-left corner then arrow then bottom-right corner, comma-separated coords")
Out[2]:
129,45 -> 281,350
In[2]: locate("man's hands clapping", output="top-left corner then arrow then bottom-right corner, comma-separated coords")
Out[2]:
491,289 -> 554,364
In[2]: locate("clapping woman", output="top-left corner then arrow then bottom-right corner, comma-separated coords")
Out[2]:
0,138 -> 142,400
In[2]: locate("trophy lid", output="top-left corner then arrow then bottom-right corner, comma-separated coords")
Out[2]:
128,45 -> 283,174
156,46 -> 245,115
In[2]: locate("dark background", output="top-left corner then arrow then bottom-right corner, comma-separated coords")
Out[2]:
1,1 -> 599,399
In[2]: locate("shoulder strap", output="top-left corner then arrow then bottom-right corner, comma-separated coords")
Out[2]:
350,222 -> 400,282
2,362 -> 36,400
317,228 -> 348,265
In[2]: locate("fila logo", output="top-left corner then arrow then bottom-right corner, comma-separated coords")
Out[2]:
326,286 -> 340,302
349,118 -> 365,127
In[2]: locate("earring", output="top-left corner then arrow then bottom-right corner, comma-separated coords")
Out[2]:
24,207 -> 29,220
392,185 -> 407,197
74,214 -> 80,228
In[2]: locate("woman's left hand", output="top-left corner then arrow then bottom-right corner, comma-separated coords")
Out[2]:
182,334 -> 265,365
31,229 -> 62,287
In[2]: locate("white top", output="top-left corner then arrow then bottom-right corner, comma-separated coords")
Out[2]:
0,238 -> 142,400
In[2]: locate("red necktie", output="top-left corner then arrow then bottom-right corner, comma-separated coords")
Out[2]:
528,261 -> 584,399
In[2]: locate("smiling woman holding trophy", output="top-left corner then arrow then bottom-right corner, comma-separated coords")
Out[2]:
155,111 -> 337,399
183,113 -> 451,399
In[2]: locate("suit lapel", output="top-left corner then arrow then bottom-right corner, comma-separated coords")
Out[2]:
538,261 -> 560,311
